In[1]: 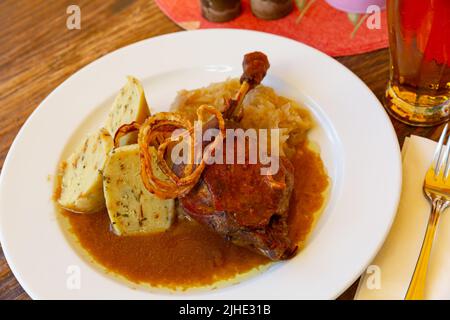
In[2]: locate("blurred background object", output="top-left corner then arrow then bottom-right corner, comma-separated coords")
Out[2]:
250,0 -> 293,20
201,0 -> 242,22
325,0 -> 386,13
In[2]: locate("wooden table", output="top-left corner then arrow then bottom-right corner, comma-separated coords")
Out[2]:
0,0 -> 445,300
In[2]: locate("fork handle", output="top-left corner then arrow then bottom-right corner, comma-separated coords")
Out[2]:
405,198 -> 446,300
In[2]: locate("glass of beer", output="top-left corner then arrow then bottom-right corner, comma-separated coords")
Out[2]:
385,0 -> 450,126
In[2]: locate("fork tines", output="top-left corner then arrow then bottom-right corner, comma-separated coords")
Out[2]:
432,123 -> 450,178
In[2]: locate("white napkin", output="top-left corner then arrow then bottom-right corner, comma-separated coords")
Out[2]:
355,135 -> 450,300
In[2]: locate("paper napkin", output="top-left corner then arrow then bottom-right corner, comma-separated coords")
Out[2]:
355,135 -> 450,300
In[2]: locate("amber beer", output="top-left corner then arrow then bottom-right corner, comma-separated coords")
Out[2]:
385,0 -> 450,126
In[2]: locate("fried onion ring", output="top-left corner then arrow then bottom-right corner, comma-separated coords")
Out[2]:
138,105 -> 225,199
113,122 -> 141,147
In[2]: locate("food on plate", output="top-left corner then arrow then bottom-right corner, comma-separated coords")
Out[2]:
56,52 -> 329,290
105,76 -> 150,146
167,53 -> 299,259
58,128 -> 113,213
103,145 -> 174,236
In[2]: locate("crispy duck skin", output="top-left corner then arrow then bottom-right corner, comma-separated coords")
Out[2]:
179,150 -> 297,260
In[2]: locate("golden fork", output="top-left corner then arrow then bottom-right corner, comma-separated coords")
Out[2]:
406,123 -> 450,300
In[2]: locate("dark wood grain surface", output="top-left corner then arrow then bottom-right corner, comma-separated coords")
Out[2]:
0,0 -> 445,300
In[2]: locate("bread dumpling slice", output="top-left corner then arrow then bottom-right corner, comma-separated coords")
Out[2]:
58,128 -> 113,213
103,145 -> 174,235
105,76 -> 150,146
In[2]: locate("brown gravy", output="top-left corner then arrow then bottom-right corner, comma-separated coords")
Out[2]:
61,143 -> 329,289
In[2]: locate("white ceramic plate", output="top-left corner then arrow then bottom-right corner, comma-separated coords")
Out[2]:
0,29 -> 401,299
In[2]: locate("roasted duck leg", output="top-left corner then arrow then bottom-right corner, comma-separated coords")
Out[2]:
180,53 -> 297,260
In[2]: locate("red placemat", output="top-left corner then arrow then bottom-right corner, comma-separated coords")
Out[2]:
155,0 -> 388,57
